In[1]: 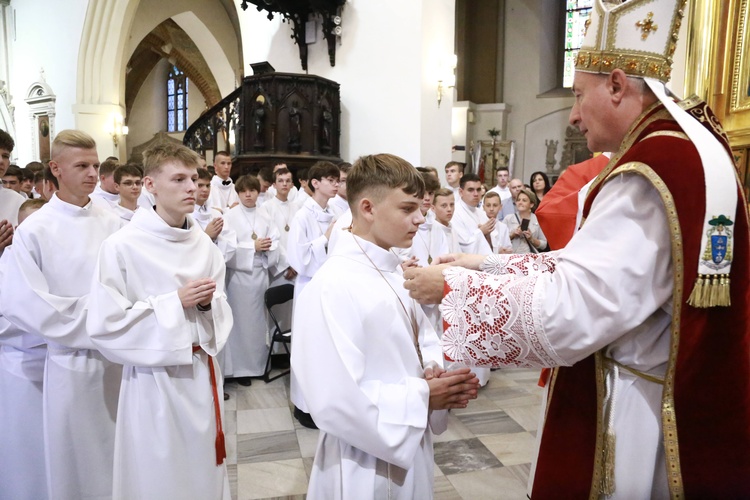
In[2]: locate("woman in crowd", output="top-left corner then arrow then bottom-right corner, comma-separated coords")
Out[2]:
504,188 -> 547,253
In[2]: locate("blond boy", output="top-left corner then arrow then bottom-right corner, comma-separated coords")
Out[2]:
0,130 -> 122,499
88,143 -> 233,499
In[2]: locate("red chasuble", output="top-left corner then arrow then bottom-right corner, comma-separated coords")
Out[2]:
529,101 -> 750,497
535,155 -> 609,251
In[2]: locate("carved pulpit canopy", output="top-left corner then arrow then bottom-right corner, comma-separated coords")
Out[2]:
240,0 -> 345,71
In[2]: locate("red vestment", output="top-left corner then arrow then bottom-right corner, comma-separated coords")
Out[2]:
531,102 -> 750,497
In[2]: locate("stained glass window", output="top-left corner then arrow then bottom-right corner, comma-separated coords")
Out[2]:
167,66 -> 188,132
563,0 -> 593,88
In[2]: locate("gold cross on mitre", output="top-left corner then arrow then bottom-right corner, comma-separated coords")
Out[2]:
635,12 -> 658,40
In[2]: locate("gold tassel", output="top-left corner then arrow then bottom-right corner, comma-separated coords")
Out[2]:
687,274 -> 706,308
601,430 -> 616,495
718,275 -> 731,307
709,274 -> 720,307
689,274 -> 732,308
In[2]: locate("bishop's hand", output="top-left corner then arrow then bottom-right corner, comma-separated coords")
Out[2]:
403,264 -> 448,304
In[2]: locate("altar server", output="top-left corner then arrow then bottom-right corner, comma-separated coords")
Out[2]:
0,130 -> 122,500
223,175 -> 279,383
0,198 -> 47,500
88,142 -> 233,500
292,153 -> 479,499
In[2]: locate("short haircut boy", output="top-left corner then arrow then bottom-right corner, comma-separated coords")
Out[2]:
444,161 -> 465,174
338,162 -> 352,174
113,164 -> 143,184
235,174 -> 260,193
99,159 -> 119,178
197,167 -> 212,182
142,143 -> 200,176
346,154 -> 424,211
18,198 -> 47,217
25,161 -> 44,174
459,173 -> 481,189
3,165 -> 22,183
258,165 -> 274,184
433,187 -> 454,202
0,128 -> 14,151
307,161 -> 339,193
483,190 -> 501,202
421,171 -> 440,194
43,165 -> 59,189
297,167 -> 309,182
51,130 -> 96,158
273,167 -> 291,182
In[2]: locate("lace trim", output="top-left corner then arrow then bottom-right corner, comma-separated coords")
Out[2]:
441,267 -> 568,369
479,252 -> 558,277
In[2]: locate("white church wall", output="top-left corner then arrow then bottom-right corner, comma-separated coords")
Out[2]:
9,0 -> 88,163
235,0 -> 454,167
502,0 -> 573,184
523,107 -> 571,182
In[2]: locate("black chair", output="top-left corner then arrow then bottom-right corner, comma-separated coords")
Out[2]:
263,284 -> 294,383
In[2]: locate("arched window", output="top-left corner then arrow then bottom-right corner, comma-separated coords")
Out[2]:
167,66 -> 188,132
563,1 -> 593,88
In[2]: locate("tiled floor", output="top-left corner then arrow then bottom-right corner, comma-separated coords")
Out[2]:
223,367 -> 544,500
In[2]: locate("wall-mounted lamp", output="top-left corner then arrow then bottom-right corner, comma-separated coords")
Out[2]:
437,54 -> 457,108
104,113 -> 128,148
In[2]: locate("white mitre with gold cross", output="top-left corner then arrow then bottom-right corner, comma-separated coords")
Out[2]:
575,0 -> 686,82
576,0 -> 738,308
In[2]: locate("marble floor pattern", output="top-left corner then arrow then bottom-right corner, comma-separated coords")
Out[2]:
223,367 -> 545,500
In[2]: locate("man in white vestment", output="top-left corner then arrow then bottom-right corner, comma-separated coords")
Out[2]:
206,150 -> 239,212
487,166 -> 512,203
88,142 -> 233,500
327,162 -> 350,217
404,1 -> 750,496
224,175 -> 280,383
443,161 -> 463,193
0,199 -> 48,500
192,167 -> 235,262
286,160 -> 340,428
90,158 -> 120,207
293,153 -> 479,500
0,130 -> 123,500
482,191 -> 512,253
266,161 -> 299,202
451,173 -> 493,255
110,163 -> 143,225
0,130 -> 25,255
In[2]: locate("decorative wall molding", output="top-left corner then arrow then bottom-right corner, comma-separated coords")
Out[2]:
25,72 -> 56,162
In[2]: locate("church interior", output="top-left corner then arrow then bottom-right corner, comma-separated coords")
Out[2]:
2,0 -> 750,498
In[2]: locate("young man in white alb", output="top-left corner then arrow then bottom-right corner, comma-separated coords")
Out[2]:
0,129 -> 25,255
451,173 -> 494,255
293,153 -> 479,499
482,191 -> 512,254
286,160 -> 339,429
488,166 -> 512,203
90,158 -> 121,207
443,161 -> 464,193
223,175 -> 279,385
0,197 -> 47,500
111,163 -> 143,224
88,142 -> 233,500
0,130 -> 123,500
327,162 -> 351,217
206,150 -> 239,213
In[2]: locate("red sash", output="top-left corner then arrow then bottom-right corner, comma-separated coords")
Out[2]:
193,345 -> 226,466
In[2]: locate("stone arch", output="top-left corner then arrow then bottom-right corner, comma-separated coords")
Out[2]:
75,0 -> 243,157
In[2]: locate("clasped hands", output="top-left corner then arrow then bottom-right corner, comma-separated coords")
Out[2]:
424,364 -> 480,410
